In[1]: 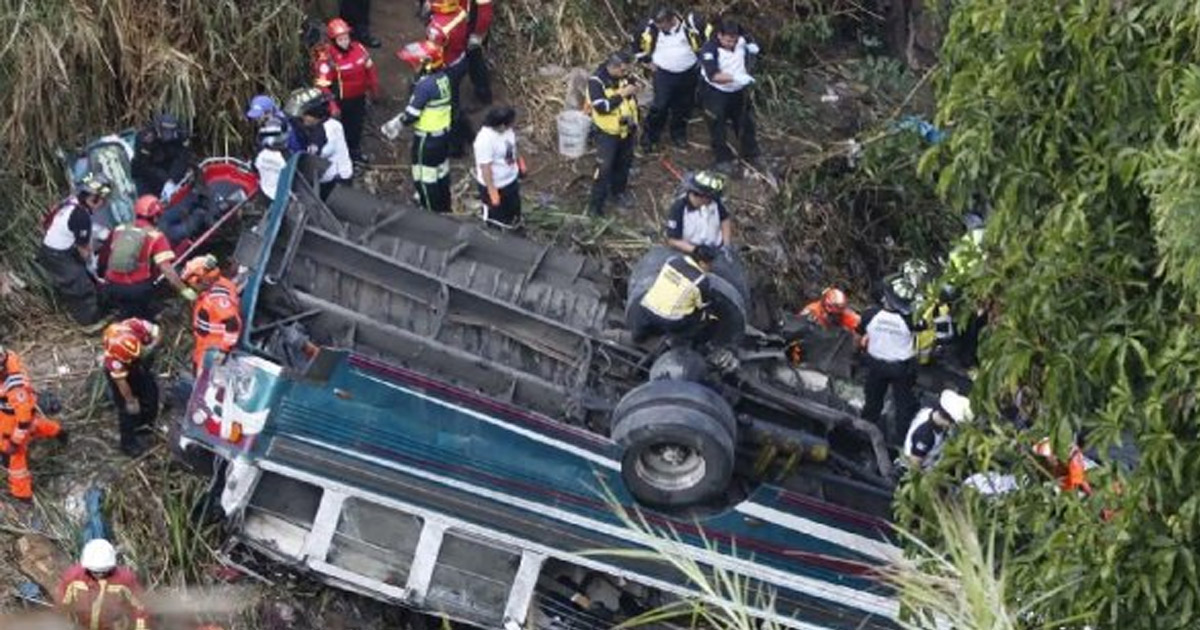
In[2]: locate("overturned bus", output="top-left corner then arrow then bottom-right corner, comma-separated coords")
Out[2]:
173,156 -> 910,629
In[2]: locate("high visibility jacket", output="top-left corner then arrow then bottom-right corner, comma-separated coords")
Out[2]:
588,65 -> 640,138
192,277 -> 242,370
428,9 -> 470,66
57,564 -> 149,630
314,41 -> 379,101
408,72 -> 453,134
102,319 -> 160,380
0,352 -> 37,449
103,221 -> 173,285
799,300 -> 861,335
640,256 -> 708,321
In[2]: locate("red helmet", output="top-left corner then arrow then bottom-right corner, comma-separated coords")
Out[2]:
429,0 -> 461,14
133,195 -> 163,220
326,18 -> 352,40
104,319 -> 159,364
820,287 -> 848,314
398,40 -> 444,71
182,254 -> 221,288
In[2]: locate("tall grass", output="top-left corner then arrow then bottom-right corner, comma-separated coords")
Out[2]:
0,0 -> 308,301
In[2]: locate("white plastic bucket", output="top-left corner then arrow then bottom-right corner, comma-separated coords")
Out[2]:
556,110 -> 591,159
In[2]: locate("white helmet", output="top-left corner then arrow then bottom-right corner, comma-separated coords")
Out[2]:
80,538 -> 117,573
938,389 -> 973,424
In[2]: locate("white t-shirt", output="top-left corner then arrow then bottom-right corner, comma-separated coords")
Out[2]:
653,28 -> 698,73
864,310 -> 916,362
704,37 -> 751,93
255,149 -> 287,201
320,118 -> 353,183
473,126 -> 519,188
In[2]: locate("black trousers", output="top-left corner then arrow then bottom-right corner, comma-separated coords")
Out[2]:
702,84 -> 760,163
861,357 -> 918,433
320,177 -> 351,201
628,306 -> 705,345
589,131 -> 635,215
339,95 -> 368,160
37,246 -> 103,325
106,361 -> 159,451
478,180 -> 521,226
105,279 -> 160,321
412,132 -> 451,213
466,42 -> 493,105
446,60 -> 475,157
644,66 -> 698,146
339,0 -> 372,38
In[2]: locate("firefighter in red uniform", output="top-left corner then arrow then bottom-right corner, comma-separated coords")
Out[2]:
102,195 -> 195,320
58,538 -> 150,630
0,345 -> 66,503
183,255 -> 242,373
465,0 -> 494,105
314,18 -> 380,163
426,0 -> 474,157
102,318 -> 162,457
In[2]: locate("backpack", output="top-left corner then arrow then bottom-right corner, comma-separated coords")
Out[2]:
107,226 -> 149,274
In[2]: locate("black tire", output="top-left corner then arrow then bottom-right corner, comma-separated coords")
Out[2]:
611,381 -> 737,507
649,348 -> 708,382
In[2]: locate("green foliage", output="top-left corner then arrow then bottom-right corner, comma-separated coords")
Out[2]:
899,2 -> 1200,628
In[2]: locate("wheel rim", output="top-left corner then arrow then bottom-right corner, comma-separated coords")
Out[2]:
634,442 -> 707,492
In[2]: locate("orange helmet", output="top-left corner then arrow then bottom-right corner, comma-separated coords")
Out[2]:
398,40 -> 444,71
429,0 -> 461,14
326,18 -> 352,40
133,195 -> 163,220
821,287 -> 848,314
182,254 -> 221,288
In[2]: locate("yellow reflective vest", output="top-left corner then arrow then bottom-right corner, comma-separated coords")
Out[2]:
588,66 -> 640,138
640,256 -> 707,320
413,73 -> 452,134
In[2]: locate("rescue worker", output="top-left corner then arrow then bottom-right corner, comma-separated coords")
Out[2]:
902,389 -> 971,469
1033,438 -> 1093,496
102,196 -> 195,320
699,19 -> 761,174
634,7 -> 708,151
183,255 -> 242,373
245,94 -> 284,128
0,345 -> 66,503
102,318 -> 162,457
465,0 -> 494,105
37,172 -> 113,327
587,50 -> 641,215
856,285 -> 919,433
131,113 -> 195,199
339,0 -> 381,48
627,245 -> 717,344
664,170 -> 730,254
799,287 -> 861,336
382,40 -> 454,213
314,18 -> 380,163
425,0 -> 474,157
57,538 -> 150,630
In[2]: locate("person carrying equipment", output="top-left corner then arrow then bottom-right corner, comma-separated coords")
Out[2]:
383,40 -> 454,213
102,196 -> 195,320
587,50 -> 641,215
0,345 -> 67,503
425,0 -> 474,157
628,245 -> 718,344
102,318 -> 162,457
183,255 -> 242,373
58,538 -> 150,630
38,172 -> 113,326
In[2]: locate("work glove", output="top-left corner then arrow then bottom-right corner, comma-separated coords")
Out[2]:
125,398 -> 141,416
487,188 -> 501,207
181,287 -> 198,302
468,33 -> 483,49
381,115 -> 405,141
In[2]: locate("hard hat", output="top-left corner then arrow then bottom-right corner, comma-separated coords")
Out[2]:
152,113 -> 184,142
182,254 -> 221,288
398,40 -> 444,72
429,0 -> 462,14
685,170 -> 725,200
937,389 -> 972,424
283,87 -> 327,118
326,18 -> 352,40
820,287 -> 847,313
691,244 -> 717,264
80,539 -> 117,574
133,194 -> 164,220
882,283 -> 913,316
245,94 -> 278,120
105,329 -> 142,364
75,172 -> 113,200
